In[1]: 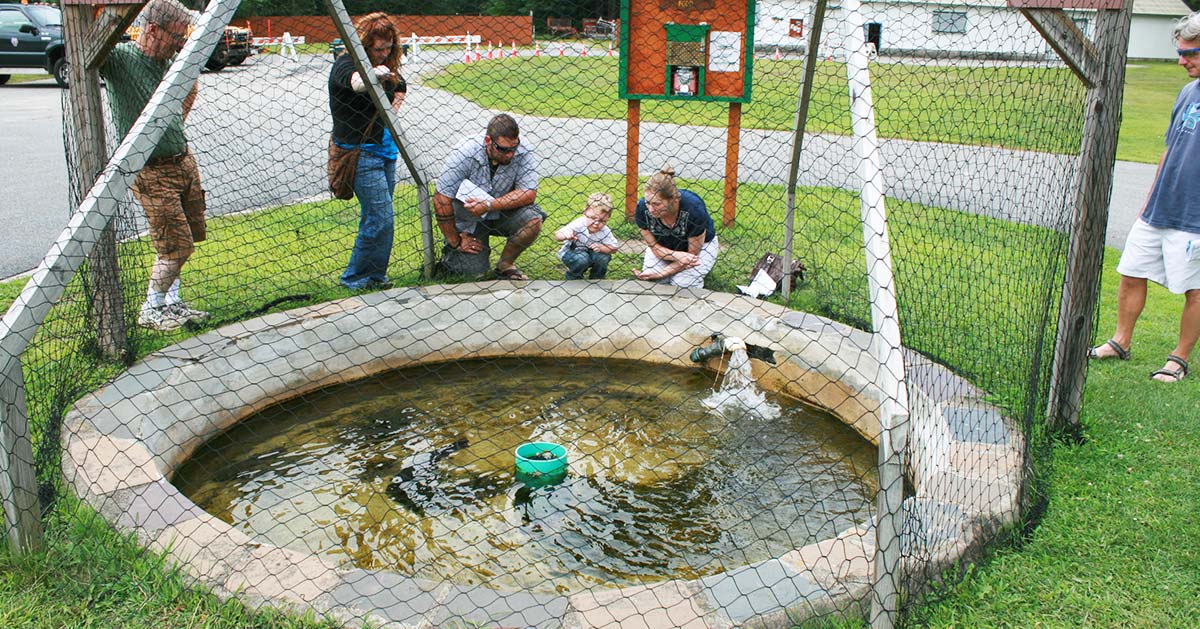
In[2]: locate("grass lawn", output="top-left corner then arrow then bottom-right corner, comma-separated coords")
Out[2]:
1117,60 -> 1193,164
3,169 -> 1193,625
421,56 -> 1189,164
913,260 -> 1200,626
1,73 -> 54,85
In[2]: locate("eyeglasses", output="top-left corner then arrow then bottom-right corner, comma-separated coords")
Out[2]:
584,213 -> 609,224
161,28 -> 188,45
1178,47 -> 1200,58
490,138 -> 520,154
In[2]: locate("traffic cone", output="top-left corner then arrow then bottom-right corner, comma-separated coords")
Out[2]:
487,41 -> 493,60
581,46 -> 588,57
534,42 -> 542,56
511,41 -> 517,57
607,43 -> 614,57
464,42 -> 472,64
773,47 -> 781,60
559,45 -> 565,56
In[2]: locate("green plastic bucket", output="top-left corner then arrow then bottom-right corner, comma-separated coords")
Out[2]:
514,442 -> 568,482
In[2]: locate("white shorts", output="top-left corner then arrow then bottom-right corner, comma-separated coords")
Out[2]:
1116,219 -> 1200,294
642,235 -> 719,289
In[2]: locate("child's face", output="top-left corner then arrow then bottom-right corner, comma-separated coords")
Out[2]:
584,210 -> 610,233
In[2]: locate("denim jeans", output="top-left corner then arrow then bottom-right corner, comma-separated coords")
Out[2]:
340,152 -> 396,289
561,246 -> 612,280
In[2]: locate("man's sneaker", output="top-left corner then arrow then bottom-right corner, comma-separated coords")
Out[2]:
138,305 -> 185,332
166,302 -> 210,324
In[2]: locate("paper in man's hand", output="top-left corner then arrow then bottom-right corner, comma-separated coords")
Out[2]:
456,179 -> 495,221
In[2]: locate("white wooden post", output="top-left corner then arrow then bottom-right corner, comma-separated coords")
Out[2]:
842,0 -> 911,626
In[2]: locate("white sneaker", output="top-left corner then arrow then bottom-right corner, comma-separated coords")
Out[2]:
165,302 -> 209,324
138,305 -> 185,332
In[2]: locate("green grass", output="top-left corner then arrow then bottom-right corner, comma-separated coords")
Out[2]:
0,174 -> 1189,626
1117,61 -> 1194,164
0,498 -> 344,628
422,57 -> 1191,164
423,56 -> 1086,155
1,73 -> 54,85
911,255 -> 1200,627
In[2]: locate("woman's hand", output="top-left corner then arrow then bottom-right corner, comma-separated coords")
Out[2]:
391,90 -> 406,111
633,268 -> 659,281
672,251 -> 700,267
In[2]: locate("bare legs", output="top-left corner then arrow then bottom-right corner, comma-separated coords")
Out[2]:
1095,274 -> 1199,381
149,255 -> 185,296
496,217 -> 542,273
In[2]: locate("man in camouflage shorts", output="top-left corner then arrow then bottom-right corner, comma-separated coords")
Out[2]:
100,0 -> 209,331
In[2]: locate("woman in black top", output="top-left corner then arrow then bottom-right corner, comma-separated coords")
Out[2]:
633,167 -> 719,288
328,12 -> 406,290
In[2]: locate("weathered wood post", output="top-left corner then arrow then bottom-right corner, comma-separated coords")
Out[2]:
783,0 -> 828,300
62,1 -> 145,362
0,355 -> 42,553
1016,0 -> 1133,434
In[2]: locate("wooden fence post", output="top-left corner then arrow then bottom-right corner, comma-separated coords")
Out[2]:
0,356 -> 42,553
1027,1 -> 1133,434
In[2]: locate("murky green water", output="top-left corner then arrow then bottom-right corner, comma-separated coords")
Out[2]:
173,357 -> 878,593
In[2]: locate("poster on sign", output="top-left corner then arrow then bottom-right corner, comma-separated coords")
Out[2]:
789,19 -> 804,38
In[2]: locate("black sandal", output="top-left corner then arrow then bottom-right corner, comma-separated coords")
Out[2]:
1150,355 -> 1189,382
1088,339 -> 1130,361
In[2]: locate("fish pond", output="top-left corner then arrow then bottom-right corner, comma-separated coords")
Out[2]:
173,357 -> 878,594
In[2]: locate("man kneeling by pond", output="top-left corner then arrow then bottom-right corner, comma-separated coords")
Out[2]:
433,114 -> 544,280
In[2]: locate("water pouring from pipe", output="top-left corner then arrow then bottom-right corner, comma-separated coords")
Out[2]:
694,335 -> 781,420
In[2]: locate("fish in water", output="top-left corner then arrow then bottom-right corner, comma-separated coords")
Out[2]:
386,437 -> 502,517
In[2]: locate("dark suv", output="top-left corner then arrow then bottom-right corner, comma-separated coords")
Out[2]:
0,3 -> 67,87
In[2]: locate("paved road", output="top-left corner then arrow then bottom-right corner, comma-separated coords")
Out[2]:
0,80 -> 71,279
0,56 -> 1159,279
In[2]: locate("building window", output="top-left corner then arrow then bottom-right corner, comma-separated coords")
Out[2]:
932,10 -> 968,35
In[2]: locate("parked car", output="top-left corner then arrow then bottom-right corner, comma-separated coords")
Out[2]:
0,3 -> 68,87
206,24 -> 253,71
129,13 -> 254,72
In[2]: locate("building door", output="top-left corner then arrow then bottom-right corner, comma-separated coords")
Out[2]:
865,22 -> 883,52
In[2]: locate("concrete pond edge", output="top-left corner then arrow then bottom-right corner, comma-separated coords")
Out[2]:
62,280 -> 1024,628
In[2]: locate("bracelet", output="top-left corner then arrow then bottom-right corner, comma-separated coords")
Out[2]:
485,199 -> 493,211
435,214 -> 455,224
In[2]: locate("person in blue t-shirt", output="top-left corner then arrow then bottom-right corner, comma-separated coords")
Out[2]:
1089,12 -> 1200,383
633,167 -> 718,288
328,12 -> 406,290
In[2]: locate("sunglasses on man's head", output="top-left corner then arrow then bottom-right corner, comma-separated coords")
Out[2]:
1178,47 -> 1200,58
490,138 -> 519,154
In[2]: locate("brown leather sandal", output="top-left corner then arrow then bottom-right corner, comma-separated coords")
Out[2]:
1150,355 -> 1188,382
1088,339 -> 1130,361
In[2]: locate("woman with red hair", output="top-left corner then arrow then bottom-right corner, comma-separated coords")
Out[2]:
329,12 -> 407,290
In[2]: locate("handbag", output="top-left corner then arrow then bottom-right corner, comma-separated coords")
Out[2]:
750,252 -> 806,290
327,108 -> 381,200
327,139 -> 360,200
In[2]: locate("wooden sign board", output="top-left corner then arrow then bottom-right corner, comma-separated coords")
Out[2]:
619,0 -> 755,103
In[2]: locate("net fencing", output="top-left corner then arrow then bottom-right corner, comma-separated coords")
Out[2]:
0,0 -> 1107,626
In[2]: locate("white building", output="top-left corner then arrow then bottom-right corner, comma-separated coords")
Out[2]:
755,0 -> 1190,60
